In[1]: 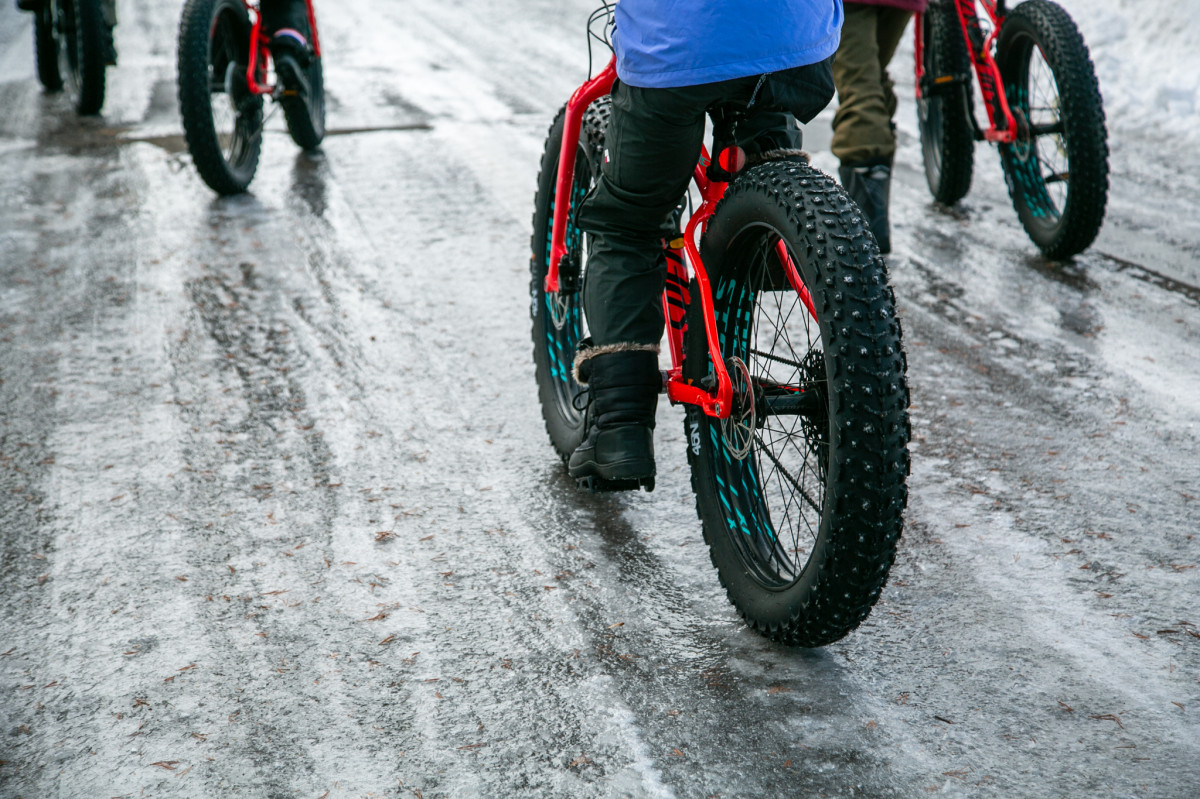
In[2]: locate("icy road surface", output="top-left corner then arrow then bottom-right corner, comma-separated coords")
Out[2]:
1,1 -> 1198,797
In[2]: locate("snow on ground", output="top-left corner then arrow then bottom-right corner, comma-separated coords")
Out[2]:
1052,0 -> 1200,146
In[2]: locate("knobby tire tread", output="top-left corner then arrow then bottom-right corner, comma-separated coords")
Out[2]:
997,0 -> 1109,258
919,0 -> 974,204
64,0 -> 107,114
34,5 -> 63,92
282,56 -> 325,150
177,0 -> 260,195
686,161 -> 910,647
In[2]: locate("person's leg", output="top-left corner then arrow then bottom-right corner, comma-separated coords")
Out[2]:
260,0 -> 310,38
832,4 -> 911,253
578,82 -> 714,348
569,79 -> 725,486
261,0 -> 313,102
832,4 -> 893,165
875,7 -> 914,137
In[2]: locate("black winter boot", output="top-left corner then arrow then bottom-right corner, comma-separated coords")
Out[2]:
270,30 -> 312,104
839,159 -> 893,254
568,346 -> 660,492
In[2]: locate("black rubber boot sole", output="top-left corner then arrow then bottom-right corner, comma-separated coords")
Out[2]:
574,474 -> 656,493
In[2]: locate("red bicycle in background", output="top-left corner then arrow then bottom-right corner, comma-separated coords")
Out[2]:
916,0 -> 1108,258
530,27 -> 910,646
176,0 -> 326,195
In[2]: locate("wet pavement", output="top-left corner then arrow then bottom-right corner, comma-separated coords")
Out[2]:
2,1 -> 1198,797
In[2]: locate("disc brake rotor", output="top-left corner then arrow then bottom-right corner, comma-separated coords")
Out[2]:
721,356 -> 755,461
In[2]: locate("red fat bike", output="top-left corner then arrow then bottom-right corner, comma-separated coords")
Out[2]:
530,58 -> 911,647
916,0 -> 1109,258
177,0 -> 325,195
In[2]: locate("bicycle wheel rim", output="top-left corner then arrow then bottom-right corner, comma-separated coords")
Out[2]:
1002,35 -> 1068,227
918,93 -> 948,189
707,226 -> 830,591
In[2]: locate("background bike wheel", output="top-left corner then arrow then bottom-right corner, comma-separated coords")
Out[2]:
282,55 -> 325,150
529,99 -> 609,461
34,3 -> 63,92
684,160 -> 910,647
177,0 -> 262,195
54,0 -> 106,114
996,0 -> 1109,259
917,0 -> 974,204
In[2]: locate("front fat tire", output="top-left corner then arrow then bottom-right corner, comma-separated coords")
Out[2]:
56,0 -> 107,114
917,1 -> 974,204
282,56 -> 325,150
177,0 -> 261,195
529,101 -> 609,461
685,161 -> 910,647
996,0 -> 1109,258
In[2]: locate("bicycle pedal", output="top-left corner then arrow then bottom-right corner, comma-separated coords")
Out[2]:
574,475 -> 654,494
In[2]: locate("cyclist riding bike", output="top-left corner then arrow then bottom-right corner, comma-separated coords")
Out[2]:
569,0 -> 843,490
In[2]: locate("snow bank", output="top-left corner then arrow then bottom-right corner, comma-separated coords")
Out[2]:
1066,0 -> 1200,145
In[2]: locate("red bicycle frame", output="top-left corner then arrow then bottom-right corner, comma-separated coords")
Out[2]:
245,0 -> 322,96
915,0 -> 1017,143
544,57 -> 819,421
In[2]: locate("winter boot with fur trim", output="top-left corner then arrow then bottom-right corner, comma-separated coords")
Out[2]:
568,347 -> 660,492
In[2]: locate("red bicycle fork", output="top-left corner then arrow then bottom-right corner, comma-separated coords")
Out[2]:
245,0 -> 322,96
915,0 -> 1018,144
544,59 -> 736,419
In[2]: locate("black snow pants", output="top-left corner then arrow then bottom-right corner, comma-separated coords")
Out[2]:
576,58 -> 835,348
260,0 -> 309,36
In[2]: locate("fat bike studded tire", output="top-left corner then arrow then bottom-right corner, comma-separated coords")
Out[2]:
683,160 -> 910,647
53,0 -> 107,114
917,0 -> 975,205
996,0 -> 1109,259
34,2 -> 63,92
177,0 -> 263,195
282,53 -> 325,150
529,99 -> 610,461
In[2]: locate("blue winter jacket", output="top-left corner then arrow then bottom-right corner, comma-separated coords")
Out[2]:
612,0 -> 844,89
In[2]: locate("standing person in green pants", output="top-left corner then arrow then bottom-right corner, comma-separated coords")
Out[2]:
832,0 -> 926,254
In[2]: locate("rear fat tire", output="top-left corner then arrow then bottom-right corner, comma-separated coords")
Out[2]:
34,3 -> 63,91
282,55 -> 325,150
55,0 -> 107,114
917,0 -> 974,204
529,99 -> 611,461
996,0 -> 1109,258
177,0 -> 262,195
684,160 -> 910,647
